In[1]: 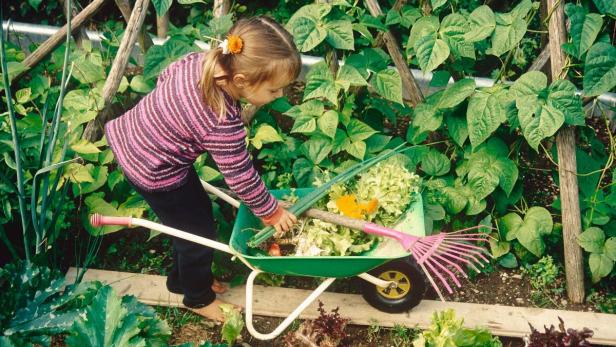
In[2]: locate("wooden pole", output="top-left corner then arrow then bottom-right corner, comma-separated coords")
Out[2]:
213,0 -> 230,18
528,45 -> 550,73
82,0 -> 150,141
546,0 -> 585,303
374,0 -> 407,48
156,13 -> 169,38
11,0 -> 107,83
59,0 -> 88,49
364,0 -> 424,106
115,0 -> 153,53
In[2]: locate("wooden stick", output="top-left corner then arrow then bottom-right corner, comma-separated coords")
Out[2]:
156,13 -> 169,38
82,0 -> 150,141
374,0 -> 407,48
364,0 -> 424,106
59,0 -> 89,49
528,45 -> 550,73
115,0 -> 153,53
213,0 -> 230,18
546,0 -> 585,303
11,0 -> 107,83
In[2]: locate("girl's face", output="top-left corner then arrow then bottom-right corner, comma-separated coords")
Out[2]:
237,75 -> 290,107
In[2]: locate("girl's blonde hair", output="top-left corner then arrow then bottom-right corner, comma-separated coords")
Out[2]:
200,16 -> 301,119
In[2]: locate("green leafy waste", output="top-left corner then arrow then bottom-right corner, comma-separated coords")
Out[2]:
273,156 -> 421,256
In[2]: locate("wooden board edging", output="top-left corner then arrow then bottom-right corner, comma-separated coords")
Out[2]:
65,268 -> 616,345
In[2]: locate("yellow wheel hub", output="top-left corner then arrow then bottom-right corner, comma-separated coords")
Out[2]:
377,270 -> 411,299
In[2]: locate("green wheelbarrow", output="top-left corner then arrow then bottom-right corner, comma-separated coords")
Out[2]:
91,183 -> 431,340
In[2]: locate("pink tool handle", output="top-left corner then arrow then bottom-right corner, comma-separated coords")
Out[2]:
90,214 -> 132,227
363,223 -> 416,250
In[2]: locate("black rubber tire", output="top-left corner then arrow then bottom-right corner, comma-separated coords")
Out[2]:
360,257 -> 426,313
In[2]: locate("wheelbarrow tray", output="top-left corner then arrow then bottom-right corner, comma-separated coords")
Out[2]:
229,188 -> 425,278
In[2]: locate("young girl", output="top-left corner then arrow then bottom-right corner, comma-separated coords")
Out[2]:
105,16 -> 300,321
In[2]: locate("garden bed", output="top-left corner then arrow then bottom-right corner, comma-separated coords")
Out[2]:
65,267 -> 616,346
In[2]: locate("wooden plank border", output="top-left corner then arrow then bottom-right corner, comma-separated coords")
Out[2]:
65,268 -> 616,345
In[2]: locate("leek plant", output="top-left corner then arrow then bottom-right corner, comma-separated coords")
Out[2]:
0,1 -> 80,262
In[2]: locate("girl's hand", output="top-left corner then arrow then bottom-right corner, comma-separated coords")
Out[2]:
261,206 -> 298,236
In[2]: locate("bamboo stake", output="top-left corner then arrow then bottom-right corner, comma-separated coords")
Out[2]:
546,0 -> 585,303
364,0 -> 424,106
11,0 -> 106,83
82,0 -> 150,141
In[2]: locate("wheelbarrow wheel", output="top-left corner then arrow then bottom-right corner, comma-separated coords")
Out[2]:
360,257 -> 426,313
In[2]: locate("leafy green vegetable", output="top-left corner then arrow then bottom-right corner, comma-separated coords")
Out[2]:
412,309 -> 502,347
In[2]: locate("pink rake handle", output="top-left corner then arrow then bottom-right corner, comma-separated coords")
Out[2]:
363,223 -> 421,250
90,214 -> 133,227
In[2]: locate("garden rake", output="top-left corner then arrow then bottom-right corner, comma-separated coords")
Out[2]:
202,182 -> 493,301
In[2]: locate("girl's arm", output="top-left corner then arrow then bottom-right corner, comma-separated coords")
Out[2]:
202,126 -> 278,218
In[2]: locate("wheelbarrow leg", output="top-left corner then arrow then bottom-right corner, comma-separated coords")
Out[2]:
244,270 -> 336,340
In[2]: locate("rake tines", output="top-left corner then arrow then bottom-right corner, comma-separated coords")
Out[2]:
408,227 -> 492,301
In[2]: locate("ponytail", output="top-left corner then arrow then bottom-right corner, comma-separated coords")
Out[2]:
199,47 -> 229,119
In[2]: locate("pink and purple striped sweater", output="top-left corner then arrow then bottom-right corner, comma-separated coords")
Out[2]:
105,52 -> 278,218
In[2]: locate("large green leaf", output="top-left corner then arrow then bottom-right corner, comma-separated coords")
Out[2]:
589,253 -> 614,283
66,286 -> 140,347
291,115 -> 317,134
464,138 -> 517,200
466,88 -> 507,148
436,78 -> 476,109
304,62 -> 338,105
605,237 -> 616,261
346,119 -> 377,142
577,227 -> 605,253
421,150 -> 450,176
489,16 -> 526,56
564,4 -> 603,59
344,140 -> 367,159
415,35 -> 450,73
72,51 -> 106,84
408,16 -> 439,49
317,110 -> 339,139
336,65 -> 367,91
439,13 -> 475,60
499,212 -> 524,241
370,69 -> 403,104
293,158 -> 319,187
301,137 -> 332,165
412,102 -> 443,134
431,0 -> 447,10
502,207 -> 552,257
445,112 -> 468,147
592,0 -> 616,17
324,20 -> 354,50
464,5 -> 496,42
288,17 -> 327,52
548,79 -> 585,125
511,72 -> 564,151
143,40 -> 194,80
251,125 -> 283,149
583,42 -> 616,97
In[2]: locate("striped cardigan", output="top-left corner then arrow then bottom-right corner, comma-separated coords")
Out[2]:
105,52 -> 278,217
